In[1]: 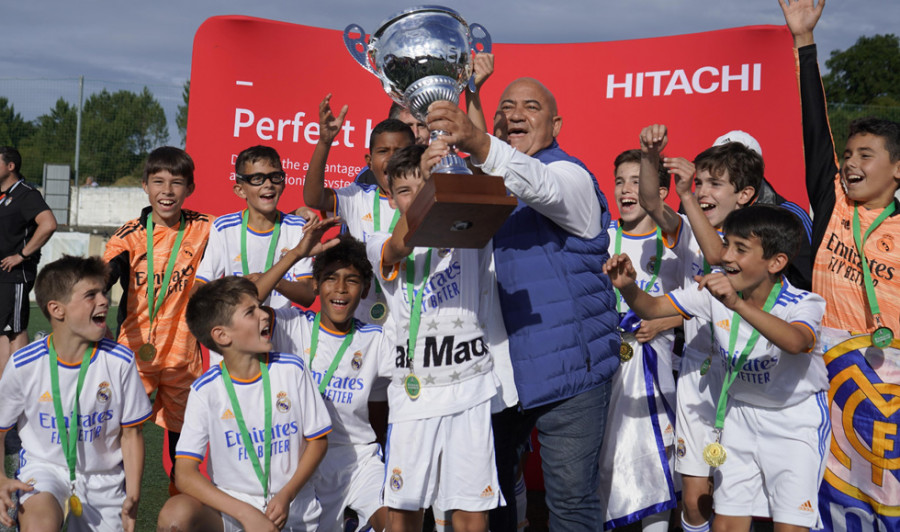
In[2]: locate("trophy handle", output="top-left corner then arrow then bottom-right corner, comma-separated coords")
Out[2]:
468,23 -> 492,92
343,24 -> 375,75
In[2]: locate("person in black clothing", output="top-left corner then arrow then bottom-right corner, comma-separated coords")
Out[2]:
0,146 -> 57,375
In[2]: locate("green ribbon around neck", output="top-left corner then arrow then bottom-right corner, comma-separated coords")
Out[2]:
405,249 -> 434,366
240,209 -> 282,277
220,357 -> 272,500
309,313 -> 356,395
852,202 -> 896,325
712,282 -> 782,431
48,336 -> 95,484
146,214 -> 185,327
613,222 -> 663,313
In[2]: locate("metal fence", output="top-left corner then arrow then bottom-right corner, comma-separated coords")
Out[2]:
0,77 -> 186,187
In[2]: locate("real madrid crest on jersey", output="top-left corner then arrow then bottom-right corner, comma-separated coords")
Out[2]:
351,351 -> 363,370
390,467 -> 403,491
96,381 -> 111,403
645,255 -> 658,276
276,391 -> 291,413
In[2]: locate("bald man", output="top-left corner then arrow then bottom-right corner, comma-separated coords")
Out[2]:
427,78 -> 619,531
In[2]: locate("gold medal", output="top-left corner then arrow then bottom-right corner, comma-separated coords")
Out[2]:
404,373 -> 421,400
703,441 -> 727,467
369,301 -> 388,324
137,343 -> 157,361
619,342 -> 634,362
700,356 -> 711,376
872,326 -> 894,348
69,494 -> 83,517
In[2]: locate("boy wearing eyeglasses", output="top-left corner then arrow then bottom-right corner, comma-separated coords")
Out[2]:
197,145 -> 316,311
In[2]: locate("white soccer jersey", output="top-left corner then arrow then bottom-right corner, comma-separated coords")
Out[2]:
333,183 -> 398,324
365,233 -> 500,423
175,352 -> 332,498
269,308 -> 390,447
0,337 -> 152,473
196,210 -> 312,309
667,277 -> 827,408
608,219 -> 692,355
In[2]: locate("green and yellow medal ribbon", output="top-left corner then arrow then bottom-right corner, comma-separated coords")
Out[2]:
220,357 -> 272,500
240,209 -> 282,277
309,312 -> 356,395
613,222 -> 663,313
146,214 -> 186,327
852,203 -> 897,347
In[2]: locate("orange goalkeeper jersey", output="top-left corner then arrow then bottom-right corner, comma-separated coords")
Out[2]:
104,207 -> 212,369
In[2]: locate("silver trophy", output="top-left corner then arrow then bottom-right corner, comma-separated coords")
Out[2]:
344,5 -> 491,175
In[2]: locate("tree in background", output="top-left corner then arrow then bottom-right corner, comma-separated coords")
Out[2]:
79,87 -> 168,184
822,34 -> 900,155
0,97 -> 36,148
19,99 -> 77,182
176,80 -> 189,146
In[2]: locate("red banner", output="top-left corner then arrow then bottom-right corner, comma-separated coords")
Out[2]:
184,16 -> 805,217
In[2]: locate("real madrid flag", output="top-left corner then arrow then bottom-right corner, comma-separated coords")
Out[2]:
816,333 -> 900,532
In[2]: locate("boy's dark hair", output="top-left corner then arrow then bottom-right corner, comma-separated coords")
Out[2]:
0,146 -> 22,175
235,145 -> 283,174
369,118 -> 415,153
722,205 -> 803,267
614,148 -> 670,190
312,234 -> 373,289
386,144 -> 427,192
34,256 -> 109,319
848,117 -> 900,163
186,276 -> 259,351
694,143 -> 763,199
143,146 -> 195,187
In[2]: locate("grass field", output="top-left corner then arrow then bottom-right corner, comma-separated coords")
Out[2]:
2,305 -> 171,531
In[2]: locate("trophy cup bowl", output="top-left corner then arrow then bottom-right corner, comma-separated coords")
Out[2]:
344,6 -> 516,248
344,5 -> 490,174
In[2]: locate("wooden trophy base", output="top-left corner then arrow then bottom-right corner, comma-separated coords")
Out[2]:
403,173 -> 518,249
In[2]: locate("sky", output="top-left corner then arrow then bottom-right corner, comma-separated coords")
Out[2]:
2,0 -> 895,142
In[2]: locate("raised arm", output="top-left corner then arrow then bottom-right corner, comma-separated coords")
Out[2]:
253,217 -> 341,301
779,0 -> 835,253
302,94 -> 347,212
696,271 -> 816,354
638,125 -> 681,235
465,52 -> 494,132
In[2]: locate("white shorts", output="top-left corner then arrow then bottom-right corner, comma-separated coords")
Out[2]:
383,400 -> 501,512
674,347 -> 725,477
713,391 -> 831,528
220,485 -> 321,532
315,442 -> 384,530
17,462 -> 125,532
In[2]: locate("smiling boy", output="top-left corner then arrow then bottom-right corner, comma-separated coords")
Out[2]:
0,256 -> 152,532
197,145 -> 315,311
605,204 -> 830,532
103,146 -> 212,490
252,234 -> 390,532
780,0 -> 900,342
157,276 -> 331,532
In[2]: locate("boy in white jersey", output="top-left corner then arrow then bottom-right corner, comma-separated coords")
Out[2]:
158,276 -> 332,532
638,124 -> 762,532
197,145 -> 316,367
598,149 -> 688,532
303,99 -> 415,324
605,205 -> 830,532
197,145 -> 315,310
254,234 -> 390,531
366,144 -> 503,532
0,256 -> 152,532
